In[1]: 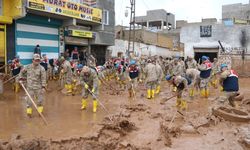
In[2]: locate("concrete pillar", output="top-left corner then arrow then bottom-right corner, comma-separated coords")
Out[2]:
146,21 -> 149,28
161,20 -> 164,30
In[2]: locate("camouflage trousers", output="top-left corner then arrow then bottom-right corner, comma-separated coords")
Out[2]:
220,91 -> 238,107
146,81 -> 157,90
82,86 -> 99,100
128,78 -> 138,91
200,77 -> 210,89
26,88 -> 44,107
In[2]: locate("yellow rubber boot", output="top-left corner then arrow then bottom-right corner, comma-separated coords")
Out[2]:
156,85 -> 160,94
15,83 -> 20,93
151,90 -> 155,99
205,89 -> 209,98
67,84 -> 73,93
220,86 -> 224,92
200,89 -> 206,98
81,99 -> 87,110
214,79 -> 218,88
147,89 -> 151,99
26,107 -> 32,116
189,88 -> 194,97
38,106 -> 44,113
64,84 -> 69,92
93,100 -> 98,113
181,100 -> 187,110
176,98 -> 182,107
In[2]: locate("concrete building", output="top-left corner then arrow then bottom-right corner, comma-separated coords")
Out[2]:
180,22 -> 250,59
222,1 -> 250,25
134,9 -> 175,31
115,26 -> 183,51
108,39 -> 181,58
111,25 -> 183,58
0,0 -> 25,68
180,21 -> 250,76
4,0 -> 115,65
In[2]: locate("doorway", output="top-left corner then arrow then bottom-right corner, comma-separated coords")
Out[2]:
194,52 -> 218,64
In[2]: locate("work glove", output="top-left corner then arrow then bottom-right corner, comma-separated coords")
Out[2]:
84,83 -> 89,89
220,86 -> 223,91
91,88 -> 95,93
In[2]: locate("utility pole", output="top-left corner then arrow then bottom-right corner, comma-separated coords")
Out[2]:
127,0 -> 136,59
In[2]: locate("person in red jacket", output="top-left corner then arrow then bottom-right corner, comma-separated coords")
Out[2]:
10,56 -> 22,93
219,64 -> 239,107
71,47 -> 79,62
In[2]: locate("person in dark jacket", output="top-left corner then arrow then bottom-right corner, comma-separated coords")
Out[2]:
198,56 -> 212,98
34,44 -> 41,55
219,64 -> 239,107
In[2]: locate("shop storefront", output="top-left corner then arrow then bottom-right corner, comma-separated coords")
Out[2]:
15,14 -> 62,65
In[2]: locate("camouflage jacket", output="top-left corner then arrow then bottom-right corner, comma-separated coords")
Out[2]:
80,68 -> 99,90
19,64 -> 46,90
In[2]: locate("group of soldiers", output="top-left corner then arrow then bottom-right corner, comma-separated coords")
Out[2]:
4,52 -> 239,117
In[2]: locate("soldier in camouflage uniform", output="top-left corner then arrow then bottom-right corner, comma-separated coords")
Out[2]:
80,66 -> 99,113
186,68 -> 200,97
60,56 -> 73,95
210,58 -> 220,88
198,56 -> 212,98
171,58 -> 184,92
19,54 -> 46,116
172,58 -> 184,76
186,57 -> 197,69
166,75 -> 189,111
144,59 -> 158,99
138,57 -> 147,83
155,59 -> 164,94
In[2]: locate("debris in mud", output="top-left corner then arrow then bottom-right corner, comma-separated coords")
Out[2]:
108,91 -> 122,95
180,124 -> 197,134
102,115 -> 138,136
212,107 -> 250,122
188,116 -> 211,129
118,140 -> 151,150
238,127 -> 250,148
149,112 -> 163,119
120,103 -> 150,112
196,127 -> 209,135
159,121 -> 182,147
1,138 -> 49,150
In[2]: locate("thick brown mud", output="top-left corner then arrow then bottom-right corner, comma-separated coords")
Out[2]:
1,78 -> 250,149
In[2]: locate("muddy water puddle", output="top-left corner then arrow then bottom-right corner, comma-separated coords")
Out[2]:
0,82 -> 121,140
0,78 -> 250,149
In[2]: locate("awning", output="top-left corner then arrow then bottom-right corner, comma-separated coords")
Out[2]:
65,36 -> 88,46
193,45 -> 219,49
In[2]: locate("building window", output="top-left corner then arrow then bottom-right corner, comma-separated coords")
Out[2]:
102,10 -> 109,25
200,25 -> 212,37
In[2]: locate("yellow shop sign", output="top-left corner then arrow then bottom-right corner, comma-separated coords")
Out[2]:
27,0 -> 102,23
69,30 -> 93,38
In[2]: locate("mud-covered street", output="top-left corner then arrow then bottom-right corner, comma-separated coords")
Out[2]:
1,78 -> 250,150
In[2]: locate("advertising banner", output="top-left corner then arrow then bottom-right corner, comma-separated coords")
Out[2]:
27,0 -> 102,23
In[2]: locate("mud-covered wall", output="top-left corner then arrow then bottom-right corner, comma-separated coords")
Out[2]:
231,56 -> 250,77
181,24 -> 250,57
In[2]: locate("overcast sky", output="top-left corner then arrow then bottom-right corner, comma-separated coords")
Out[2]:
115,0 -> 249,26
